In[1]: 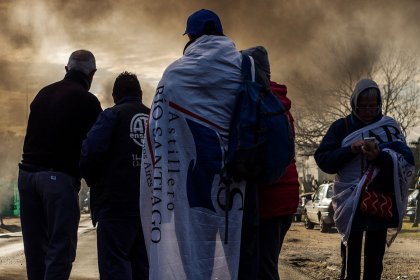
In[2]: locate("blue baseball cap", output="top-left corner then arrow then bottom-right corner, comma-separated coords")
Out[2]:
183,9 -> 223,36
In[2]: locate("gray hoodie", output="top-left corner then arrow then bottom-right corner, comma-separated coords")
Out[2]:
350,78 -> 382,122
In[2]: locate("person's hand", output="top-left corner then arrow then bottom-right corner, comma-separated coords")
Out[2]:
362,139 -> 380,160
351,139 -> 365,154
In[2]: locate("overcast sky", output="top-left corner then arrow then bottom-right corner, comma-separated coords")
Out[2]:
0,0 -> 419,139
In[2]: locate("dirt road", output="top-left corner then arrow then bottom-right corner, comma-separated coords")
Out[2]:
0,215 -> 312,280
1,215 -> 419,279
280,222 -> 420,280
0,215 -> 99,280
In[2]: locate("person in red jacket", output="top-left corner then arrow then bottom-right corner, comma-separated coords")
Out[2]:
242,46 -> 299,280
259,83 -> 299,280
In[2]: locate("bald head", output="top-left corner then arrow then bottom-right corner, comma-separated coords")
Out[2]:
66,50 -> 96,76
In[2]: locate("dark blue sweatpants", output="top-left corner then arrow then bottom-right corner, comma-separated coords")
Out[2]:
96,217 -> 149,280
18,168 -> 80,280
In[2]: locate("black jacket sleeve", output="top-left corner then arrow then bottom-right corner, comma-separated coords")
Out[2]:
80,108 -> 118,184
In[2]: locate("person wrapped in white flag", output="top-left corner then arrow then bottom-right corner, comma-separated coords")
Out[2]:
140,9 -> 246,280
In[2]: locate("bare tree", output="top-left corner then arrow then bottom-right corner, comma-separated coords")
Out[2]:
294,48 -> 419,155
0,213 -> 4,227
378,50 -> 419,134
294,108 -> 333,156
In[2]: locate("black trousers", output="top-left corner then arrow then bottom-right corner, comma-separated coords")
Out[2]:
258,215 -> 293,280
238,184 -> 259,280
340,229 -> 387,280
97,217 -> 149,280
18,168 -> 80,280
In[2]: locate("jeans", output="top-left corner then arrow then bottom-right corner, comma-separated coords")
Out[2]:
340,230 -> 387,280
97,217 -> 149,280
258,215 -> 293,280
18,167 -> 80,280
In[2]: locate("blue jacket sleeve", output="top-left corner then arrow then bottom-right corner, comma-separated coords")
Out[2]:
314,119 -> 358,174
80,108 -> 118,184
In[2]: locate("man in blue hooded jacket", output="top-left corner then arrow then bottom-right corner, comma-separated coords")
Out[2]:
80,71 -> 150,280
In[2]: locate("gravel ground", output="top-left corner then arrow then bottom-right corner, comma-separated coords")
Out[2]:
281,222 -> 420,280
2,216 -> 419,279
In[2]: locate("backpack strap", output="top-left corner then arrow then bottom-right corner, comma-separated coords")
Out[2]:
241,54 -> 255,82
241,54 -> 263,144
361,166 -> 375,192
222,54 -> 258,243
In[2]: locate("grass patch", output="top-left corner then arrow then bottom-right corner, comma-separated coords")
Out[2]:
398,220 -> 420,239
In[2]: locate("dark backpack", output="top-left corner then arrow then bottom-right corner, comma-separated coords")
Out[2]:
225,54 -> 295,185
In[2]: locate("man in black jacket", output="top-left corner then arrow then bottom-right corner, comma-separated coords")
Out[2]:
18,49 -> 102,280
80,72 -> 150,280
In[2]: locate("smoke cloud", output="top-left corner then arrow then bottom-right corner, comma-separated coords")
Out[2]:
2,1 -> 419,103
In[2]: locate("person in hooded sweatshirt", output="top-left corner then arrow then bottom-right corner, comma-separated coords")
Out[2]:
314,79 -> 414,280
80,72 -> 150,280
241,46 -> 299,280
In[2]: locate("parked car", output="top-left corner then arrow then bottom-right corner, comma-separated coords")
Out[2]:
304,183 -> 335,232
80,190 -> 90,213
406,189 -> 419,222
294,192 -> 313,222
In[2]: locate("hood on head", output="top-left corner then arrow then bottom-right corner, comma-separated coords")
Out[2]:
350,79 -> 382,111
241,46 -> 270,77
350,79 -> 383,124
